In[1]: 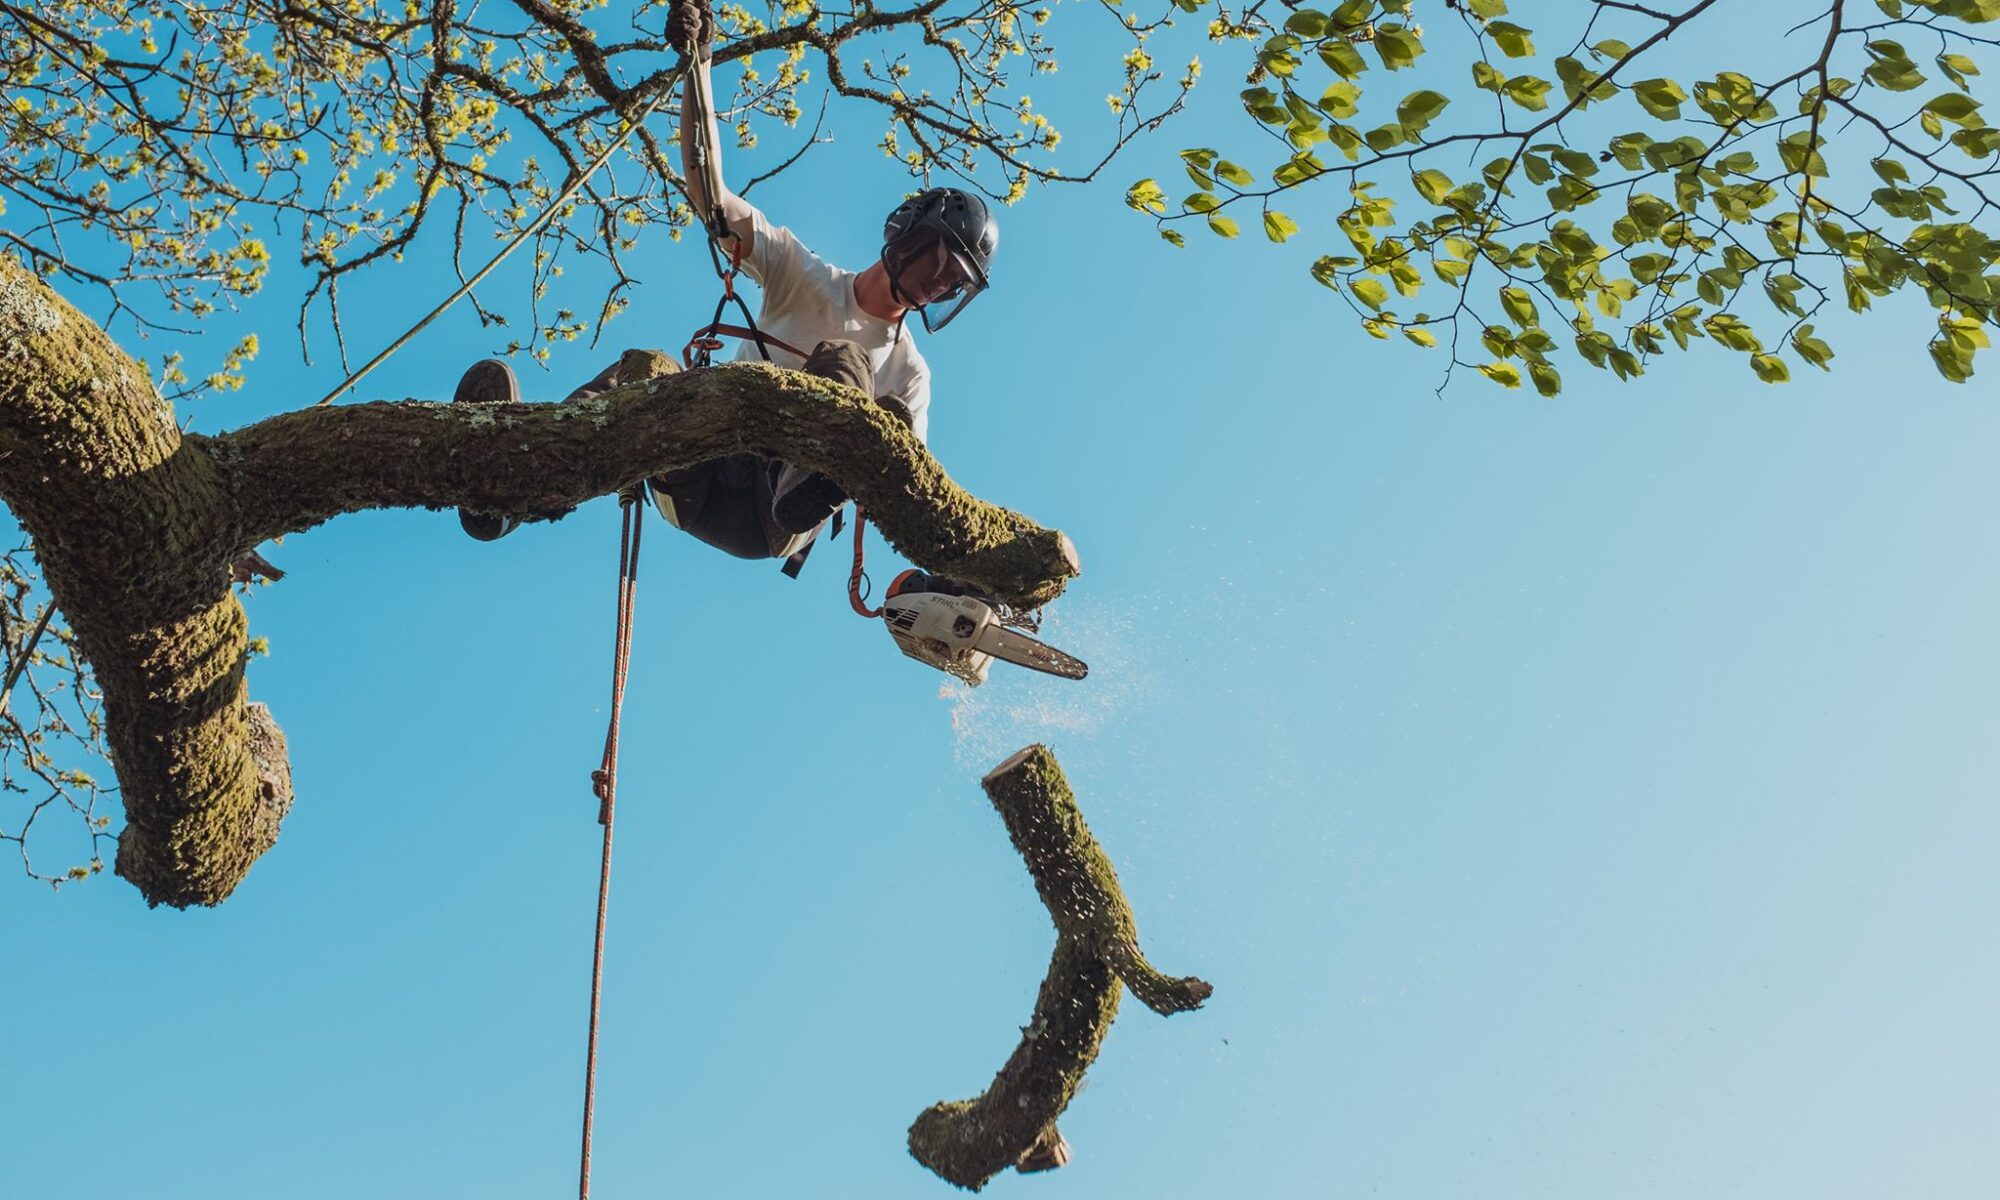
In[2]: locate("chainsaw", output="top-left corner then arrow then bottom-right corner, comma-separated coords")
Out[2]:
879,570 -> 1089,687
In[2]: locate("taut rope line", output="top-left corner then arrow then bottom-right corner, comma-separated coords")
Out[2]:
579,490 -> 645,1200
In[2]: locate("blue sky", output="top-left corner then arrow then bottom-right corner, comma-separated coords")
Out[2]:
7,6 -> 2000,1198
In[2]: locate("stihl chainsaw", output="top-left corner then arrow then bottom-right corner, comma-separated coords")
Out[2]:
879,569 -> 1088,687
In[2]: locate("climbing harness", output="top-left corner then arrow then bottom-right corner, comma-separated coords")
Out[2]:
674,44 -> 845,582
577,488 -> 643,1200
679,231 -> 808,368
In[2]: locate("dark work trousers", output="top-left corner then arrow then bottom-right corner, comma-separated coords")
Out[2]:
568,340 -> 880,560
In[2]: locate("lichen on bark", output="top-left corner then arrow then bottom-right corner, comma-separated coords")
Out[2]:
908,744 -> 1211,1191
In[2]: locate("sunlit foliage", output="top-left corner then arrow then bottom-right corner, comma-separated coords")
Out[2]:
1131,0 -> 2000,390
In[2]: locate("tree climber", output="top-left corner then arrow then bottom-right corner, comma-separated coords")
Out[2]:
454,0 -> 998,574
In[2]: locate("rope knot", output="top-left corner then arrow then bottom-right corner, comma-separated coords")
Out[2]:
590,768 -> 614,825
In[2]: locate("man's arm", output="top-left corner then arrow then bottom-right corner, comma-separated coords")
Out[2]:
677,24 -> 758,256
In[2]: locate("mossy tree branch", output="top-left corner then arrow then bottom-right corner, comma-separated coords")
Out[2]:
219,358 -> 1080,611
981,743 -> 1213,1015
0,255 -> 1077,907
908,744 -> 1210,1191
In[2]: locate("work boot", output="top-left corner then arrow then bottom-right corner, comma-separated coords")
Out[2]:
454,358 -> 521,542
772,341 -> 914,534
565,347 -> 680,403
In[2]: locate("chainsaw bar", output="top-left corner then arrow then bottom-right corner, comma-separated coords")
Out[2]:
974,622 -> 1089,681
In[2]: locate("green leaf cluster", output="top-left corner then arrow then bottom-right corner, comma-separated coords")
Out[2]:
1136,0 -> 2000,392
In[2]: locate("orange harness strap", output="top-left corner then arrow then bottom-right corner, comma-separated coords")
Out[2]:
847,507 -> 884,619
683,230 -> 813,367
682,321 -> 812,368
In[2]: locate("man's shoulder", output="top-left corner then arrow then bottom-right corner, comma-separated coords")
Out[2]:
745,208 -> 844,292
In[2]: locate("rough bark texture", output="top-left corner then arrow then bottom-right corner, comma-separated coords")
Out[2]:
218,358 -> 1081,609
0,255 -> 1080,907
0,255 -> 288,906
909,936 -> 1119,1191
980,744 -> 1214,1015
908,745 -> 1211,1191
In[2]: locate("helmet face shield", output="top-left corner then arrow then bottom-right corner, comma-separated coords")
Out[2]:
916,279 -> 982,332
885,231 -> 987,331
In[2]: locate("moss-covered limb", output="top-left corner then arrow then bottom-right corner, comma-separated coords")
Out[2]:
1101,936 -> 1212,1015
217,360 -> 1080,609
0,254 -> 236,615
908,935 -> 1119,1192
981,744 -> 1214,1016
908,746 -> 1210,1190
0,254 -> 292,908
106,600 -> 294,908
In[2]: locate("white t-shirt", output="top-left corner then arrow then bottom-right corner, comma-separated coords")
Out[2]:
732,206 -> 932,444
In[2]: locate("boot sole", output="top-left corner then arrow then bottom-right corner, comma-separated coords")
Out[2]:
455,359 -> 522,540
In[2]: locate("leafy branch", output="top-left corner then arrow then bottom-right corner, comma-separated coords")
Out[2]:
1128,0 -> 2000,392
2,0 -> 1196,381
0,546 -> 116,890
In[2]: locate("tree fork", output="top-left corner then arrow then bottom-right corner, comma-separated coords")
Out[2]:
0,258 -> 1081,905
908,745 -> 1210,1190
0,254 -> 289,907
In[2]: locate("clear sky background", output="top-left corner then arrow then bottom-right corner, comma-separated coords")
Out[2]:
7,6 -> 2000,1198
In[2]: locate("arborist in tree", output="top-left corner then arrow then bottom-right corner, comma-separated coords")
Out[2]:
453,0 -> 998,579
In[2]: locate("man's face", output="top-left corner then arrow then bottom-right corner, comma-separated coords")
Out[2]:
893,235 -> 977,306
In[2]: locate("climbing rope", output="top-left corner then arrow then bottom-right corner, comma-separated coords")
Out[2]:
578,489 -> 645,1200
580,37 -> 764,1192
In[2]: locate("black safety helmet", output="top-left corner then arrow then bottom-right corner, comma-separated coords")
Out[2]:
881,187 -> 999,332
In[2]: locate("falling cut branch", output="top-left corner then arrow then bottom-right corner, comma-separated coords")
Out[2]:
908,744 -> 1211,1191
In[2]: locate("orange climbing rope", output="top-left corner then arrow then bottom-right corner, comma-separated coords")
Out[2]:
579,490 -> 644,1200
847,506 -> 883,619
